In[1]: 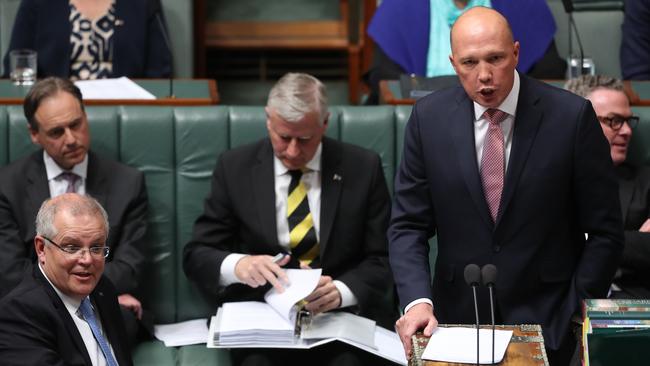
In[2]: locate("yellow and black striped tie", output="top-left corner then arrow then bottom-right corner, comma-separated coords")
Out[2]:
287,169 -> 319,267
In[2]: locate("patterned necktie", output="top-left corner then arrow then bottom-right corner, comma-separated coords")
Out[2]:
480,109 -> 508,222
79,298 -> 119,366
287,169 -> 320,267
59,171 -> 80,193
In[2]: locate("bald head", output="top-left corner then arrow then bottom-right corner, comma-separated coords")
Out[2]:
450,7 -> 514,53
448,6 -> 519,108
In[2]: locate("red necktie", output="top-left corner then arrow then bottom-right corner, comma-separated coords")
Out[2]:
481,109 -> 508,222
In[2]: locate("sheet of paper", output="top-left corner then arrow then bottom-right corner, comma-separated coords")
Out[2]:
219,301 -> 294,333
422,327 -> 513,364
337,326 -> 408,365
153,318 -> 209,347
302,312 -> 376,349
264,268 -> 321,321
75,77 -> 156,100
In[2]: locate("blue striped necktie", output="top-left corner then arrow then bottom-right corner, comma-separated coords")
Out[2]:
79,297 -> 119,366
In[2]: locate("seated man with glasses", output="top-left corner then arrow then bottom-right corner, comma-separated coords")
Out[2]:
0,77 -> 148,347
0,193 -> 133,365
566,75 -> 650,299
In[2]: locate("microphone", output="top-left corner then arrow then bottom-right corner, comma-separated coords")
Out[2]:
154,6 -> 175,98
482,264 -> 498,365
464,264 -> 481,366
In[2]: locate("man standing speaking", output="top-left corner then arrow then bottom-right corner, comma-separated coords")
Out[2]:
389,7 -> 623,364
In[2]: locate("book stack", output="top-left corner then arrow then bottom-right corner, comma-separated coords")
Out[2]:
582,299 -> 650,366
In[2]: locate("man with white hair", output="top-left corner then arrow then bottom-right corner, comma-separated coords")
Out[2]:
184,72 -> 396,365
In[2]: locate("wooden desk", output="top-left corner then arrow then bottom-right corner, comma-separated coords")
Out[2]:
0,79 -> 220,105
411,324 -> 548,366
381,79 -> 650,107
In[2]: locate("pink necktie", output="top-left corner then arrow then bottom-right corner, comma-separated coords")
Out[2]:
481,109 -> 508,222
59,172 -> 79,193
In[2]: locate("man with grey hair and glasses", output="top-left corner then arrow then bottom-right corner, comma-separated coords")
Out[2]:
566,74 -> 649,299
0,193 -> 133,366
184,72 -> 396,365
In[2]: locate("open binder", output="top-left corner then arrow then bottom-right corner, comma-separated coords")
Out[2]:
206,268 -> 407,365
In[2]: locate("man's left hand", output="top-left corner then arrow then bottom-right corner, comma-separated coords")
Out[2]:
303,276 -> 341,315
118,293 -> 143,320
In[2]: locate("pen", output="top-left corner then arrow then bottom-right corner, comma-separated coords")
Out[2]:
271,253 -> 286,263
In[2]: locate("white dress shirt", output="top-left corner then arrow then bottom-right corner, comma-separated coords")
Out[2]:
44,151 -> 88,197
404,71 -> 521,314
39,264 -> 115,366
220,143 -> 358,308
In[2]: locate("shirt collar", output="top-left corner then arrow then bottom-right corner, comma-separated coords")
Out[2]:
273,143 -> 322,177
473,70 -> 520,121
44,151 -> 88,181
38,263 -> 83,314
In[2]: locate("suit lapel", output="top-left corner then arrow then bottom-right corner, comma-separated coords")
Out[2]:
497,77 -> 543,225
84,152 -> 108,207
252,141 -> 282,250
319,138 -> 343,255
450,92 -> 494,229
35,267 -> 93,365
617,165 -> 634,222
26,152 -> 51,234
92,281 -> 128,366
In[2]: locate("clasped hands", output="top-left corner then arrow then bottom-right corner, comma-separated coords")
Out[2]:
234,254 -> 341,314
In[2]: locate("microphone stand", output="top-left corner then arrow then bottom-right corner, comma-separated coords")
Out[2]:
488,284 -> 495,364
464,264 -> 481,366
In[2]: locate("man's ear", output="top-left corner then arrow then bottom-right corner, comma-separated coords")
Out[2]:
28,124 -> 40,145
34,236 -> 46,264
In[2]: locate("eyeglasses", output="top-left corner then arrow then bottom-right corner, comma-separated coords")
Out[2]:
597,115 -> 640,130
42,236 -> 109,259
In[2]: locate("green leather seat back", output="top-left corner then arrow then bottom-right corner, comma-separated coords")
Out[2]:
175,106 -> 230,321
0,106 -> 7,165
395,105 -> 413,176
132,341 -> 177,366
121,107 -> 177,324
177,344 -> 232,366
7,105 -> 34,160
627,107 -> 650,166
337,106 -> 395,193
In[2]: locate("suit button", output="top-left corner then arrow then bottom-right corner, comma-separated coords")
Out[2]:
493,245 -> 501,252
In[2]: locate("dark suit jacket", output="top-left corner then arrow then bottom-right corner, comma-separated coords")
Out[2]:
0,266 -> 133,366
620,0 -> 650,80
183,137 -> 395,326
2,0 -> 171,78
615,163 -> 650,298
0,150 -> 148,299
388,75 -> 624,351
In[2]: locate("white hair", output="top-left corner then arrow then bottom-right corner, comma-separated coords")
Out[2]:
266,73 -> 328,124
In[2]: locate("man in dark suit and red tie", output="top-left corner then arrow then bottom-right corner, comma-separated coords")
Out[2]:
184,72 -> 396,365
0,193 -> 132,366
389,7 -> 623,365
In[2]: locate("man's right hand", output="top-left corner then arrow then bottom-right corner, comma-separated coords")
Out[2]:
235,254 -> 291,292
395,302 -> 438,360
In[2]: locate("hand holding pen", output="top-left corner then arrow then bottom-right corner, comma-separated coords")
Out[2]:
234,253 -> 291,292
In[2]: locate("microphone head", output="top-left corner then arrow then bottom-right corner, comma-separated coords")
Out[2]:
463,264 -> 481,286
481,264 -> 498,286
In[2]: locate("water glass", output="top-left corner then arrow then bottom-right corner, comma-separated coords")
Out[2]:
9,49 -> 37,86
566,55 -> 595,79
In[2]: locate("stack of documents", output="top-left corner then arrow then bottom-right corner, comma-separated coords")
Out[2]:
206,268 -> 408,365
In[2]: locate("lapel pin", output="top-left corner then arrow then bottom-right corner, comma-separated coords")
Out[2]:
333,174 -> 342,181
115,19 -> 124,26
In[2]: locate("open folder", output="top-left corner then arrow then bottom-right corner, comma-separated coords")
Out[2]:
206,268 -> 407,365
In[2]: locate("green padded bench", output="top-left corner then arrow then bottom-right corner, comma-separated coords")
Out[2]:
1,103 -> 649,364
0,104 -> 406,365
